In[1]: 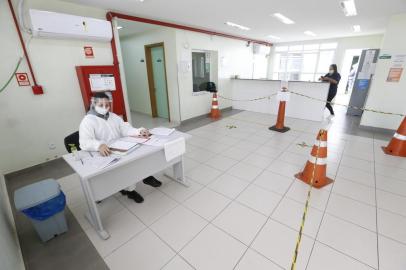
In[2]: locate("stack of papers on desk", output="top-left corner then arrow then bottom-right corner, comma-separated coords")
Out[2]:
150,127 -> 175,136
85,155 -> 120,169
109,140 -> 139,155
120,136 -> 149,144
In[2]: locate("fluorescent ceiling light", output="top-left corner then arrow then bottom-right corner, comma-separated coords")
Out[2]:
272,13 -> 295,24
304,30 -> 316,37
340,0 -> 357,16
116,26 -> 123,30
225,21 -> 250,31
267,35 -> 281,40
353,25 -> 361,32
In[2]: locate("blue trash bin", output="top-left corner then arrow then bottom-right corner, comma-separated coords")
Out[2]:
14,179 -> 68,242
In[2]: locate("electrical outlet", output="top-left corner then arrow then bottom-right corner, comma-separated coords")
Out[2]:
48,142 -> 56,150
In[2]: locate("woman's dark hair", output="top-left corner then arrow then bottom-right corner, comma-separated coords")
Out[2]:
330,64 -> 338,73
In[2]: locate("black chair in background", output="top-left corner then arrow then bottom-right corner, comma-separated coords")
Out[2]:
199,81 -> 217,92
64,131 -> 80,153
64,131 -> 102,203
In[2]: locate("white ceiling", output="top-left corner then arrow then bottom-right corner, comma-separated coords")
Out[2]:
64,0 -> 406,43
117,19 -> 162,37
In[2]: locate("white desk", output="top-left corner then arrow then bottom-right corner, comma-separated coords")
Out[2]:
63,131 -> 191,240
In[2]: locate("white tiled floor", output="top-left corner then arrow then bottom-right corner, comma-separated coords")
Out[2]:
59,110 -> 406,269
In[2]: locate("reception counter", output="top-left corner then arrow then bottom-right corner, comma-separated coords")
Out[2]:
231,79 -> 330,122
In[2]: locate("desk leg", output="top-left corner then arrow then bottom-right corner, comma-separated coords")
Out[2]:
80,178 -> 110,240
165,156 -> 189,187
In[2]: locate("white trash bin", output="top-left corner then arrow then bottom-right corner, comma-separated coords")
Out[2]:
14,179 -> 68,242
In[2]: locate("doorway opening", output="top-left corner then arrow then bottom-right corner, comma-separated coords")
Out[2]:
145,43 -> 170,121
117,19 -> 176,128
336,49 -> 362,105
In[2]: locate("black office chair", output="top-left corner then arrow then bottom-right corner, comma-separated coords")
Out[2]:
64,131 -> 81,153
64,131 -> 102,203
199,81 -> 217,93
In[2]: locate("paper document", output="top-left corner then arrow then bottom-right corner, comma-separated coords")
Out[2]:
164,137 -> 185,161
120,136 -> 149,144
150,127 -> 175,136
86,156 -> 120,169
143,136 -> 169,146
89,74 -> 116,92
109,140 -> 138,151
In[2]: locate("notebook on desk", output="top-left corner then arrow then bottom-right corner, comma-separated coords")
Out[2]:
109,139 -> 140,155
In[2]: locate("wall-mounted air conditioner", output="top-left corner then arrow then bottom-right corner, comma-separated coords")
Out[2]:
29,9 -> 112,42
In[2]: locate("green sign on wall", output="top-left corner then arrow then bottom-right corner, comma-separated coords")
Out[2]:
379,54 -> 392,59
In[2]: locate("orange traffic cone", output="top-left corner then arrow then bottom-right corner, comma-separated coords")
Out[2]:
382,117 -> 406,157
210,92 -> 221,120
269,88 -> 290,133
295,129 -> 333,188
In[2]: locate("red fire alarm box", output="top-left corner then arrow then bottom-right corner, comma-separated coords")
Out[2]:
76,65 -> 127,120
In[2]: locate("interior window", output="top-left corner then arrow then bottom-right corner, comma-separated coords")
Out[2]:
272,43 -> 336,81
192,51 -> 211,92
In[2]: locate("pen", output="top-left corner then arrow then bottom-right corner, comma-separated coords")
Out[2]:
80,158 -> 84,165
89,152 -> 93,157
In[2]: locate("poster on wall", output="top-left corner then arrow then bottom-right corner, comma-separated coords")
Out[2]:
357,79 -> 370,91
387,54 -> 406,82
358,50 -> 376,80
89,74 -> 116,91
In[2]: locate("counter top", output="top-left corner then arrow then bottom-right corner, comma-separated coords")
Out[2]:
231,78 -> 329,122
231,78 -> 280,82
231,78 -> 327,84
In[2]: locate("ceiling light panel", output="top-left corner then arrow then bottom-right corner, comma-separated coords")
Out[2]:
340,0 -> 357,16
353,25 -> 361,32
225,21 -> 250,31
304,31 -> 316,36
267,35 -> 281,40
272,13 -> 295,24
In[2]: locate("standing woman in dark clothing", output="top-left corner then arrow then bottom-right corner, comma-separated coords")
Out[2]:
320,64 -> 341,116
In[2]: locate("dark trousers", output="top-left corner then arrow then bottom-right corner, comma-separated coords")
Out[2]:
326,89 -> 337,115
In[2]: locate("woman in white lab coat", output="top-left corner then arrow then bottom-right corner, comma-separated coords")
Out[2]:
79,92 -> 162,203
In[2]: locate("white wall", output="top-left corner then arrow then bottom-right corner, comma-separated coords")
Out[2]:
1,0 -> 255,172
120,28 -> 180,122
361,14 -> 406,130
175,30 -> 254,120
120,27 -> 256,122
0,173 -> 25,270
0,0 -> 111,173
268,34 -> 384,76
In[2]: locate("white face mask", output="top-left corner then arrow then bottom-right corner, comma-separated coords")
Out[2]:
329,70 -> 334,75
95,105 -> 109,115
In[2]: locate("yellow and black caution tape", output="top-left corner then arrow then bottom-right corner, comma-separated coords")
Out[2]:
290,130 -> 324,270
217,92 -> 277,102
216,90 -> 405,117
213,89 -> 404,268
289,91 -> 405,117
